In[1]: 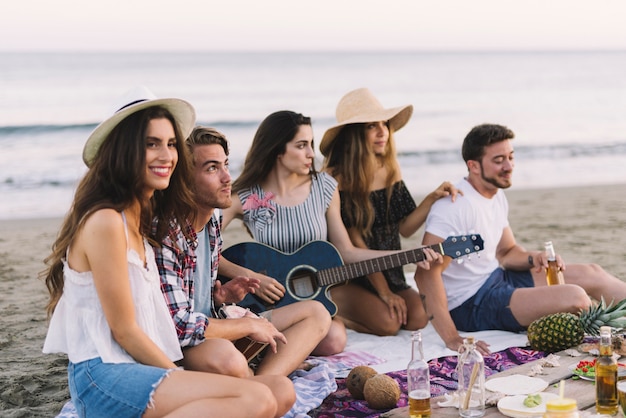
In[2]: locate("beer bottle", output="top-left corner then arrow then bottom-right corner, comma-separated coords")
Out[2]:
596,326 -> 618,414
407,331 -> 430,418
458,337 -> 485,417
544,241 -> 565,285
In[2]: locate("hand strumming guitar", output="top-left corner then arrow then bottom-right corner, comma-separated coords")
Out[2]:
245,316 -> 288,353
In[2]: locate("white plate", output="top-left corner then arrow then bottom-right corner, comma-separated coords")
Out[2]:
485,374 -> 548,395
497,393 -> 560,418
568,362 -> 626,381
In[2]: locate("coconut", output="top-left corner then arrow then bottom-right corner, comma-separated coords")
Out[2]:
363,374 -> 401,410
346,365 -> 378,399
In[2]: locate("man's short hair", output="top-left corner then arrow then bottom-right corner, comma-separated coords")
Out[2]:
186,126 -> 229,157
462,123 -> 514,163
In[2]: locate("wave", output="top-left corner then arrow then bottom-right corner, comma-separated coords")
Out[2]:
397,142 -> 626,164
0,118 -> 299,137
0,123 -> 96,136
0,177 -> 78,189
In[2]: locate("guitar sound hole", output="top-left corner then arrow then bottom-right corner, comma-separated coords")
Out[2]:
288,269 -> 318,299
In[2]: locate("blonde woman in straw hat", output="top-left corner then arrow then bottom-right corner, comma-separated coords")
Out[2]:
42,86 -> 292,418
321,88 -> 459,336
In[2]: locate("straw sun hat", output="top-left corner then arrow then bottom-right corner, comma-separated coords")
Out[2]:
82,85 -> 196,167
319,88 -> 413,157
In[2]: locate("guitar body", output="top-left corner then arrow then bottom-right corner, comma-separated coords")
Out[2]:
221,241 -> 344,316
221,234 -> 483,317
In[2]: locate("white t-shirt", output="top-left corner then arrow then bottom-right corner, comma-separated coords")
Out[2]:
424,178 -> 509,310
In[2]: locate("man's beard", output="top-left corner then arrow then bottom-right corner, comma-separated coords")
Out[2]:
480,166 -> 512,189
203,195 -> 232,210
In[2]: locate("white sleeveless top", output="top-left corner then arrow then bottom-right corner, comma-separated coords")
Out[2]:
43,213 -> 182,364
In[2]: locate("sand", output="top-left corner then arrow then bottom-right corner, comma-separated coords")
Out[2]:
1,184 -> 625,417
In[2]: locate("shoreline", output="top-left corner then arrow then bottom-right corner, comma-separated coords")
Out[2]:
1,183 -> 625,416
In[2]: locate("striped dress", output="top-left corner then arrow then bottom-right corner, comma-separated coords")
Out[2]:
238,172 -> 337,254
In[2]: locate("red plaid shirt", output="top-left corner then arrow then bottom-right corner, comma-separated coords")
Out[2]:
154,211 -> 222,347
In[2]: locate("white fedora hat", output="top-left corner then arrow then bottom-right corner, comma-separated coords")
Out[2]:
320,88 -> 413,157
82,86 -> 196,166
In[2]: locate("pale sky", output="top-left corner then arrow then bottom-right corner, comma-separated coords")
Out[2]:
1,0 -> 626,52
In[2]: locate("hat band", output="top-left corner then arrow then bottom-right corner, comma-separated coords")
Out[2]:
116,99 -> 148,113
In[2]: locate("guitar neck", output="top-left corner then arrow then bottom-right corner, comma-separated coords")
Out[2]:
315,243 -> 442,287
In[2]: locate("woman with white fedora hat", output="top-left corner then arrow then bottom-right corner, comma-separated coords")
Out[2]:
321,87 -> 459,337
42,86 -> 290,418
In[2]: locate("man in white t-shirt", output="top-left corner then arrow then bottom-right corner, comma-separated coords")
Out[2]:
415,123 -> 626,355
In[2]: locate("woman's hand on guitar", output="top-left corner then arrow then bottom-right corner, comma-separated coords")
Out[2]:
255,274 -> 286,304
213,276 -> 261,305
246,317 -> 287,353
415,247 -> 443,270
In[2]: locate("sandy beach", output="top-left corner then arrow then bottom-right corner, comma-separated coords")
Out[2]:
1,184 -> 625,417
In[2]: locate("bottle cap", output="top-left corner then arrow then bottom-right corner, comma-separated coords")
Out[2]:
545,398 -> 577,411
600,326 -> 611,333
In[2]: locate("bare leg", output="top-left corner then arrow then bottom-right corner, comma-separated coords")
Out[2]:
510,262 -> 626,327
311,318 -> 347,356
249,374 -> 296,416
330,283 -> 428,336
256,300 -> 331,376
558,263 -> 626,302
332,283 -> 400,335
144,369 -> 288,418
181,338 -> 250,377
509,284 -> 591,327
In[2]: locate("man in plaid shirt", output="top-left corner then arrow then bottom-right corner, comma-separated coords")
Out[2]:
155,126 -> 332,378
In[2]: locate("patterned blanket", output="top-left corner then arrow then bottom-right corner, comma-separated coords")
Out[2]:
56,347 -> 544,418
309,346 -> 545,417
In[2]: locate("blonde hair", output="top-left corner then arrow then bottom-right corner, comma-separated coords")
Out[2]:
323,122 -> 400,238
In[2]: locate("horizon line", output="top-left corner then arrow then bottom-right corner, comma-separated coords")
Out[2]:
2,48 -> 626,54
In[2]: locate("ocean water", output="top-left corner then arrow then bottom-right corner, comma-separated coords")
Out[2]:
1,51 -> 626,220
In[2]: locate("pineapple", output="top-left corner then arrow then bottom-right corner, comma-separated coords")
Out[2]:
527,297 -> 626,353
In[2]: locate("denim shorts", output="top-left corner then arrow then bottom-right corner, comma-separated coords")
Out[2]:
68,357 -> 174,418
449,268 -> 534,332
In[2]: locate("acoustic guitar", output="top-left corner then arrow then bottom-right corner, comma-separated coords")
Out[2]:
221,234 -> 484,317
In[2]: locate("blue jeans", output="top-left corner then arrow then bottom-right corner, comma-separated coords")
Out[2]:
68,357 -> 173,418
449,268 -> 534,332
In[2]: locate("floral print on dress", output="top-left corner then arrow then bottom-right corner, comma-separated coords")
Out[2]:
241,192 -> 277,231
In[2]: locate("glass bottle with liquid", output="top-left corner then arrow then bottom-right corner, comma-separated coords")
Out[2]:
407,330 -> 430,418
596,326 -> 618,415
458,337 -> 485,417
544,241 -> 565,285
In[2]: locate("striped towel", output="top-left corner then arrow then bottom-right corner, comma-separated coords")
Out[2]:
283,350 -> 384,418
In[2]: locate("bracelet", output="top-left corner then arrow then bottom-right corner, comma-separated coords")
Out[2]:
528,255 -> 534,266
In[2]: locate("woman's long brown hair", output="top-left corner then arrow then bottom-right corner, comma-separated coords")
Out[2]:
41,106 -> 196,318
